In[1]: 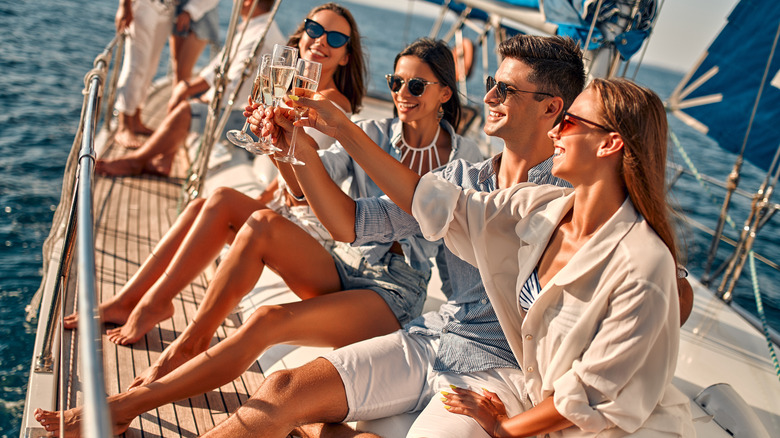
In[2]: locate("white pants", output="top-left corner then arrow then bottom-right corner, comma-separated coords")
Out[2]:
323,330 -> 527,438
115,0 -> 173,114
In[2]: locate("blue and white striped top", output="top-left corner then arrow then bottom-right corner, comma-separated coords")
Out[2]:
519,269 -> 542,312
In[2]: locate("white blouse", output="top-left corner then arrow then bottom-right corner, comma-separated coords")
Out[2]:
411,173 -> 694,437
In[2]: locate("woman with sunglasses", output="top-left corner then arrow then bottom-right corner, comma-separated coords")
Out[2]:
63,2 -> 364,348
293,78 -> 693,436
34,37 -> 481,438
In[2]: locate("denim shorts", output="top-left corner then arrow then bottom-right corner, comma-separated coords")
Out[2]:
173,2 -> 219,44
331,244 -> 427,326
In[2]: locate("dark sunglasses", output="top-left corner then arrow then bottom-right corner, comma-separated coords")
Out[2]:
557,110 -> 613,136
486,76 -> 553,103
304,19 -> 350,49
385,74 -> 439,97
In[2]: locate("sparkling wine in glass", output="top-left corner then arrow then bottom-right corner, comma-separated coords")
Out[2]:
225,56 -> 269,149
247,55 -> 280,154
276,58 -> 321,166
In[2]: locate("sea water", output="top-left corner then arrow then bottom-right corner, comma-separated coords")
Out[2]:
1,0 -> 778,435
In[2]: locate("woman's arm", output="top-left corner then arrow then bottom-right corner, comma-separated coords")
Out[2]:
249,106 -> 359,242
293,94 -> 422,214
443,388 -> 573,437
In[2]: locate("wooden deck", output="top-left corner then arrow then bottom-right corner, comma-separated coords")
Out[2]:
58,137 -> 266,437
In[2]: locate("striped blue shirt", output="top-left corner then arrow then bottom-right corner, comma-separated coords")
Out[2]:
354,154 -> 571,373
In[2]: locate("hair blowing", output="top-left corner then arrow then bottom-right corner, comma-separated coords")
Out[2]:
391,38 -> 461,128
591,78 -> 678,264
287,3 -> 367,113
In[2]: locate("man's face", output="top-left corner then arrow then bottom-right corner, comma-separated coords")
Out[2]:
482,58 -> 548,141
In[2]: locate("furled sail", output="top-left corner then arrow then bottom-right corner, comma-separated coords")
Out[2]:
668,0 -> 780,171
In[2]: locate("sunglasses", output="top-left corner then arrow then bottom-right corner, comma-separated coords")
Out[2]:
486,76 -> 553,103
304,19 -> 350,49
557,110 -> 613,136
385,74 -> 439,97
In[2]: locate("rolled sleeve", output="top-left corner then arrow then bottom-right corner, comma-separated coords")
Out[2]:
411,173 -> 462,241
354,196 -> 421,245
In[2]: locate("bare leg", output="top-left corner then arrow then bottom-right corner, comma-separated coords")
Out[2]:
96,100 -> 192,176
131,283 -> 400,389
171,32 -> 208,84
203,358 -> 350,438
126,210 -> 345,384
107,208 -> 338,348
64,188 -> 263,330
294,423 -> 381,438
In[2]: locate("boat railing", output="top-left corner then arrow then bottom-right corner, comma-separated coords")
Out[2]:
23,31 -> 124,438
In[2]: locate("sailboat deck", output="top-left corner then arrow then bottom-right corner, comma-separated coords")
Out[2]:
59,139 -> 266,437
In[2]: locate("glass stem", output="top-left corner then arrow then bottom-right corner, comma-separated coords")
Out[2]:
287,119 -> 300,159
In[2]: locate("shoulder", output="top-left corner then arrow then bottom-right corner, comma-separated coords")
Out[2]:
319,88 -> 352,115
436,156 -> 493,185
354,118 -> 396,147
442,121 -> 484,164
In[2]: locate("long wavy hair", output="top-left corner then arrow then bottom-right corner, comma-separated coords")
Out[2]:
286,3 -> 366,114
590,78 -> 678,264
391,38 -> 461,128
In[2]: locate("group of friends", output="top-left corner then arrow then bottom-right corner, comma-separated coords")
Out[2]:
35,1 -> 696,436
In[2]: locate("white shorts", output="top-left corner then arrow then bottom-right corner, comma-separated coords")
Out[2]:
323,330 -> 527,438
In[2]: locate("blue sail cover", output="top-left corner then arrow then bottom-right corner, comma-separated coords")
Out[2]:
672,0 -> 780,171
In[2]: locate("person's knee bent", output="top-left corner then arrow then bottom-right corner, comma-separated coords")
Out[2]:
241,209 -> 286,245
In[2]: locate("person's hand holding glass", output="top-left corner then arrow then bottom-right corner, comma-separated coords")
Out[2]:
276,58 -> 321,166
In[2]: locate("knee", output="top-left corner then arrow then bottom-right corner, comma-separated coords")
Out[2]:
242,210 -> 284,242
206,187 -> 240,209
262,368 -> 298,397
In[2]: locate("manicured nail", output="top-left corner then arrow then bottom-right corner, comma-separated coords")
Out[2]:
450,384 -> 458,390
441,391 -> 449,396
288,94 -> 299,101
441,397 -> 447,402
444,405 -> 452,410
482,387 -> 489,392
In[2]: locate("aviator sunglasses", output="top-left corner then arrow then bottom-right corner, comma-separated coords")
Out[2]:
557,110 -> 614,136
385,74 -> 439,97
304,19 -> 350,48
486,76 -> 553,103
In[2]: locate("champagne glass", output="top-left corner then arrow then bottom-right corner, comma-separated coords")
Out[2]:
276,58 -> 321,166
225,56 -> 269,149
247,54 -> 279,154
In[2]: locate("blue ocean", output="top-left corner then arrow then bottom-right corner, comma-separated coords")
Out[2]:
1,0 -> 778,435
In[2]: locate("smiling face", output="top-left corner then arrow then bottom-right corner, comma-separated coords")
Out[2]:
548,87 -> 610,183
390,55 -> 452,125
483,58 -> 549,141
298,10 -> 351,80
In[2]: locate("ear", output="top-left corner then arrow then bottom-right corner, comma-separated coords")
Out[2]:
597,132 -> 624,158
543,97 -> 564,123
439,85 -> 453,104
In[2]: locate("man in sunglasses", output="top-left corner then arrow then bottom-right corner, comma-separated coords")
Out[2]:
201,34 -> 586,438
96,0 -> 285,176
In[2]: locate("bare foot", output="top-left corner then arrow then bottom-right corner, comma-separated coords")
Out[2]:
115,129 -> 145,150
34,404 -> 132,437
106,300 -> 175,345
95,156 -> 144,176
134,122 -> 155,136
63,294 -> 138,330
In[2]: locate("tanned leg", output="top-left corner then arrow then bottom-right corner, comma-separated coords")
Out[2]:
100,188 -> 265,343
96,100 -> 192,176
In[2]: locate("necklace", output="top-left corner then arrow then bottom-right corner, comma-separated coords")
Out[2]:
399,124 -> 442,174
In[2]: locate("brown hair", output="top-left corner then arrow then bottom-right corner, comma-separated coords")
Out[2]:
590,78 -> 678,263
287,3 -> 366,113
498,35 -> 585,115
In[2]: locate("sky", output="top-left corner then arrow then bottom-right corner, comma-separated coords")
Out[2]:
350,0 -> 740,73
